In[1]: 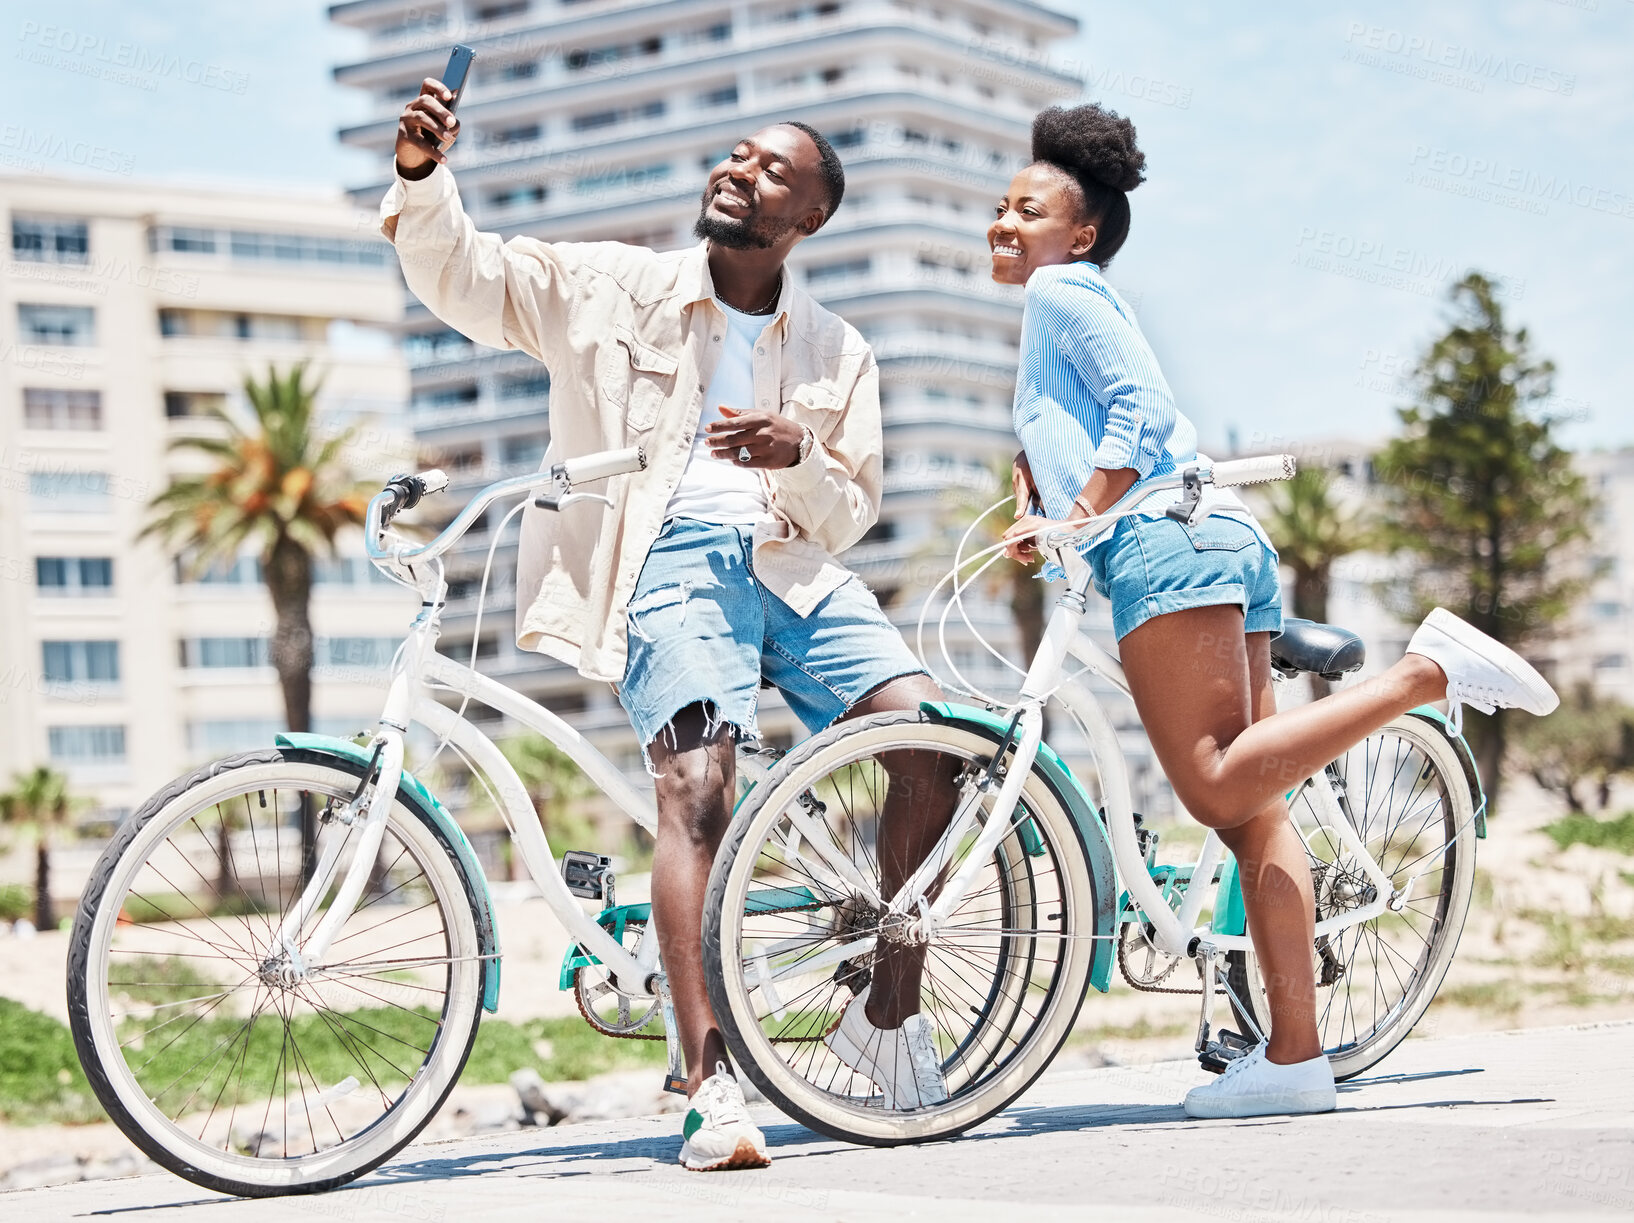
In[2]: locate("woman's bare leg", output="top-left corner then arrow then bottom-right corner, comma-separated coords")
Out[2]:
1116,604 -> 1436,1064
1117,604 -> 1447,831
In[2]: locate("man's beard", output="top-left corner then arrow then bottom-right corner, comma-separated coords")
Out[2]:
693,188 -> 797,249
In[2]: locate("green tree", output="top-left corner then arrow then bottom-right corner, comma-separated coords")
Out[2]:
1511,686 -> 1634,814
142,362 -> 371,871
0,766 -> 72,930
1373,272 -> 1595,813
499,734 -> 595,877
1257,466 -> 1371,698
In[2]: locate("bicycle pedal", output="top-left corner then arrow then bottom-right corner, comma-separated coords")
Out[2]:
1198,1029 -> 1256,1075
662,1073 -> 688,1097
562,850 -> 613,900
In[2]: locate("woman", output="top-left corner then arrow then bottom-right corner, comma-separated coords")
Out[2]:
991,104 -> 1557,1118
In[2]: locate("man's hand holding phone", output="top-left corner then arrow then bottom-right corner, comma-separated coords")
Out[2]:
395,48 -> 474,181
395,80 -> 462,179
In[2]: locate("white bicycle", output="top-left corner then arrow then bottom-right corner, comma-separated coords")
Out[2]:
703,453 -> 1485,1144
66,446 -> 807,1196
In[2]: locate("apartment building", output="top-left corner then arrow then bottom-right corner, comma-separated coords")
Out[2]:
0,172 -> 414,818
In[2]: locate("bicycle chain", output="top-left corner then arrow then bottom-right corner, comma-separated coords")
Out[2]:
1116,921 -> 1200,995
573,901 -> 837,1043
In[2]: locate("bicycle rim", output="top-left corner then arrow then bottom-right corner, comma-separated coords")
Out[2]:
706,713 -> 1098,1144
69,754 -> 485,1195
1228,717 -> 1477,1079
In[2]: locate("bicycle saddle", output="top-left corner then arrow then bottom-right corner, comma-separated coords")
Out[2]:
1270,618 -> 1366,680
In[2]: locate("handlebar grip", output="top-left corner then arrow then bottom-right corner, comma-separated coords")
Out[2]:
1211,454 -> 1297,488
417,469 -> 449,497
560,446 -> 646,486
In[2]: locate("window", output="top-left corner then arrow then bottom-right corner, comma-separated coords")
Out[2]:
18,304 -> 96,346
178,637 -> 269,669
12,216 -> 88,264
166,227 -> 217,253
412,384 -> 480,413
186,719 -> 282,755
164,390 -> 226,418
502,435 -> 546,467
177,555 -> 260,585
488,122 -> 541,144
42,640 -> 121,684
36,557 -> 113,596
486,184 -> 547,210
574,164 -> 672,195
28,471 -> 110,513
495,59 -> 539,81
806,257 -> 871,283
571,100 -> 664,132
499,373 -> 549,399
158,308 -> 191,337
700,84 -> 739,107
227,230 -> 387,266
320,637 -> 399,669
475,0 -> 528,18
49,725 -> 126,763
829,128 -> 864,148
23,388 -> 102,430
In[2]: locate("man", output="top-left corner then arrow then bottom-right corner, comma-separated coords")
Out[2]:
384,81 -> 950,1170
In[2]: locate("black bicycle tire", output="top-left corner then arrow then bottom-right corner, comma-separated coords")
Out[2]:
66,749 -> 488,1197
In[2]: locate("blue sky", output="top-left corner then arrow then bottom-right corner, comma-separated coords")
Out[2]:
8,1 -> 1631,453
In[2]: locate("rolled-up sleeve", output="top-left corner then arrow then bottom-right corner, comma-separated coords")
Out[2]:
767,354 -> 883,555
1030,278 -> 1177,478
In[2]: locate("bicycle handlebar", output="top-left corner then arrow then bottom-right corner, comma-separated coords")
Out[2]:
365,445 -> 647,565
1037,453 -> 1297,552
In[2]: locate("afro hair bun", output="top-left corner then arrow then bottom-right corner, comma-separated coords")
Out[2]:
1031,104 -> 1146,194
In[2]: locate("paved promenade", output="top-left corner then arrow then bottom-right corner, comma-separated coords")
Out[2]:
10,1022 -> 1633,1222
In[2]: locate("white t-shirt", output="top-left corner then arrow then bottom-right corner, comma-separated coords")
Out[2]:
663,298 -> 773,524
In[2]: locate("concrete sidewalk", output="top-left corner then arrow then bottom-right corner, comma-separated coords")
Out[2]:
10,1022 -> 1633,1222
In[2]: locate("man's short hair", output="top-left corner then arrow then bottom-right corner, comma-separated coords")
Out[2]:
779,120 -> 846,221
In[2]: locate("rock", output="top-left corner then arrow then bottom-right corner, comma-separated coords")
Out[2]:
511,1068 -> 567,1126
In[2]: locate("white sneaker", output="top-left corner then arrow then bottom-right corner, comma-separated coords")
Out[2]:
679,1064 -> 770,1172
824,986 -> 949,1110
1407,607 -> 1559,736
1183,1042 -> 1335,1119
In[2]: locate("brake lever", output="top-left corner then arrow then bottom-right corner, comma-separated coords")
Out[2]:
534,491 -> 616,513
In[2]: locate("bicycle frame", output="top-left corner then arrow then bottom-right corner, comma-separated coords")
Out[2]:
902,458 -> 1401,969
274,460 -> 670,1003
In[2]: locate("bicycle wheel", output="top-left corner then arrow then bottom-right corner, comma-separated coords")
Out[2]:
703,710 -> 1102,1145
1224,714 -> 1478,1080
67,749 -> 487,1196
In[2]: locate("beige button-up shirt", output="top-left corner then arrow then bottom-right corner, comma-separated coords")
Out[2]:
380,166 -> 883,682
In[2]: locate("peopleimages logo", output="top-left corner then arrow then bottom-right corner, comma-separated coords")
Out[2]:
1408,146 -> 1634,221
1342,22 -> 1577,95
17,21 -> 251,94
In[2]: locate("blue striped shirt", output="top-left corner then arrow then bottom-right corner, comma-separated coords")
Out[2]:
1013,260 -> 1262,551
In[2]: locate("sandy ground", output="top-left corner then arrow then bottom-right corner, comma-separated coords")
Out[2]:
3,774 -> 1630,1181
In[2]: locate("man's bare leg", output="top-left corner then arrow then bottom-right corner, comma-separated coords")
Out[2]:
838,673 -> 959,1030
647,702 -> 738,1092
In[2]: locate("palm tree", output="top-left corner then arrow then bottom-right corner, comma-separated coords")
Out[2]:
142,362 -> 371,873
0,766 -> 72,930
1257,465 -> 1371,698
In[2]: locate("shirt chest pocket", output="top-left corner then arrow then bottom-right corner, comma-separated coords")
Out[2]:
603,326 -> 679,434
782,381 -> 844,438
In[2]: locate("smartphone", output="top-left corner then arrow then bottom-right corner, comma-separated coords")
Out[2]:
437,45 -> 476,152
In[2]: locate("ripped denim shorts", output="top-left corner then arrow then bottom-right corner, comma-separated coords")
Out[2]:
617,517 -> 925,751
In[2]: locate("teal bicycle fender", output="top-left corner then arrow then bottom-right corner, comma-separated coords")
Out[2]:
920,702 -> 1118,993
1402,706 -> 1488,838
276,733 -> 502,1012
1211,853 -> 1247,936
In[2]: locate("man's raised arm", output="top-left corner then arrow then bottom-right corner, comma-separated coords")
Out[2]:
379,77 -> 574,365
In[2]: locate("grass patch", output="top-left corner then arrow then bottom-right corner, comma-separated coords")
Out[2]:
0,999 -> 106,1125
107,955 -> 218,1007
119,890 -> 274,925
1433,978 -> 1524,1014
0,884 -> 32,922
1542,811 -> 1634,854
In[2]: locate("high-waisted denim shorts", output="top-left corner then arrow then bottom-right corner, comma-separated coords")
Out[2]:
1088,512 -> 1284,642
618,518 -> 926,750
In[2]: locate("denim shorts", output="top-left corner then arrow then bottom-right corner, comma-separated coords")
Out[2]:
618,518 -> 926,750
1088,512 -> 1284,642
